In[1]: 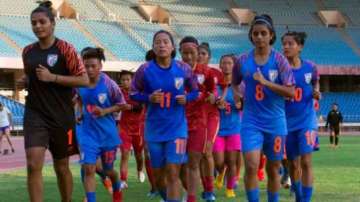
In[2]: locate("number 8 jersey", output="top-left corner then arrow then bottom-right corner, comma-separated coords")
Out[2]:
285,60 -> 319,132
233,49 -> 295,135
131,59 -> 199,142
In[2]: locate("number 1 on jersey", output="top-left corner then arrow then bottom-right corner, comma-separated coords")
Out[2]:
294,88 -> 303,102
160,92 -> 171,108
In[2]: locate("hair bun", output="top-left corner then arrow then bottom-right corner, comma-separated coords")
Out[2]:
39,0 -> 53,9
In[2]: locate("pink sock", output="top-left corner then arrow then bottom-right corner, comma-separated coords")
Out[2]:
226,176 -> 237,189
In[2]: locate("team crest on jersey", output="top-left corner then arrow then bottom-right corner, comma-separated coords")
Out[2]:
47,54 -> 58,67
98,93 -> 107,104
305,73 -> 312,84
268,70 -> 278,82
197,74 -> 205,84
174,77 -> 184,90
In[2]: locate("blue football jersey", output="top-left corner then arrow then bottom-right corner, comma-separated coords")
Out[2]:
131,59 -> 198,142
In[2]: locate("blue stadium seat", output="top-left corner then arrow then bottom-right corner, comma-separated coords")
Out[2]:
0,95 -> 24,127
318,92 -> 360,122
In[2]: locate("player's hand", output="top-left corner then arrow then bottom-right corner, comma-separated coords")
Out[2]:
175,95 -> 186,105
235,101 -> 242,109
123,104 -> 133,111
313,90 -> 321,100
93,106 -> 107,117
149,89 -> 163,104
253,68 -> 268,85
76,115 -> 83,124
206,93 -> 216,105
217,100 -> 226,109
36,64 -> 56,82
16,76 -> 27,89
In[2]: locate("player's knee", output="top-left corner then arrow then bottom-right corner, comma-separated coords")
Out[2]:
53,160 -> 70,175
84,166 -> 96,176
289,160 -> 301,171
301,157 -> 312,171
204,150 -> 213,161
27,161 -> 42,174
166,170 -> 179,183
245,162 -> 258,176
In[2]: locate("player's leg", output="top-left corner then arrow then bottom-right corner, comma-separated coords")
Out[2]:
53,157 -> 73,202
101,147 -> 122,202
286,130 -> 302,202
119,130 -> 131,187
0,131 -> 3,153
329,127 -> 334,148
133,135 -> 145,182
51,128 -> 77,202
299,129 -> 316,202
213,136 -> 225,189
187,151 -> 203,202
202,113 -> 219,195
147,141 -> 167,201
264,134 -> 286,202
144,144 -> 158,197
95,159 -> 112,193
24,126 -> 49,202
4,127 -> 15,152
82,163 -> 97,202
165,138 -> 187,202
242,129 -> 263,202
334,126 -> 340,148
26,147 -> 46,202
224,134 -> 241,198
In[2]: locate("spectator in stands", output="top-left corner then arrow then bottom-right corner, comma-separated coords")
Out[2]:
325,103 -> 343,148
0,102 -> 15,154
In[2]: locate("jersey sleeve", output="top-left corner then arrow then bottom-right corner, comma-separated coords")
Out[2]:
104,74 -> 126,106
180,62 -> 199,102
57,40 -> 86,76
130,63 -> 150,103
311,62 -> 320,84
232,55 -> 243,86
276,53 -> 295,86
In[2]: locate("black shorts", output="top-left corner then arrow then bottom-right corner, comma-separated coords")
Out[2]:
330,125 -> 340,136
24,109 -> 78,159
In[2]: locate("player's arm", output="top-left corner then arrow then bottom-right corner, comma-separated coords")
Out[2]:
73,93 -> 83,123
36,44 -> 89,87
130,65 -> 151,103
254,71 -> 295,98
95,79 -> 127,117
254,54 -> 295,98
312,64 -> 321,100
231,56 -> 243,98
175,64 -> 199,105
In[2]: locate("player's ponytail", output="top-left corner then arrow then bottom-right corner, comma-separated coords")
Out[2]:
81,47 -> 106,62
31,0 -> 55,22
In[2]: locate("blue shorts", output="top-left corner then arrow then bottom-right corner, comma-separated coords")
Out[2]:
80,145 -> 117,171
241,128 -> 285,161
286,129 -> 317,160
147,138 -> 187,168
